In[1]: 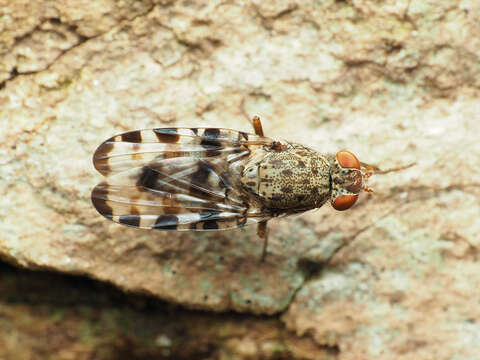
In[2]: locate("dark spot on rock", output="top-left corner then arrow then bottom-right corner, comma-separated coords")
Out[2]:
298,160 -> 306,168
282,169 -> 293,176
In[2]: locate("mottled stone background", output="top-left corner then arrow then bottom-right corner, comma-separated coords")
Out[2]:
1,0 -> 480,359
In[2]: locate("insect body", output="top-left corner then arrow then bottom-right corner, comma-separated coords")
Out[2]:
91,117 -> 376,258
241,144 -> 363,212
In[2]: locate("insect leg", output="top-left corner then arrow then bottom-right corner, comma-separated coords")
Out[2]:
251,116 -> 265,136
257,220 -> 269,261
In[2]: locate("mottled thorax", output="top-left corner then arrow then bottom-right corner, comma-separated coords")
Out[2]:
241,144 -> 331,211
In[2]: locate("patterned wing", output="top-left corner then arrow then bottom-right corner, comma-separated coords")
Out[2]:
91,127 -> 274,231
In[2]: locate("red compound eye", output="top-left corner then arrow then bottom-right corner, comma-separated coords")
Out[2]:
332,194 -> 358,211
336,150 -> 360,170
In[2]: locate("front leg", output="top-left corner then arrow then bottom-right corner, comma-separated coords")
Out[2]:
251,115 -> 264,136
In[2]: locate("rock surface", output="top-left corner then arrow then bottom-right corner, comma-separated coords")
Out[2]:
1,262 -> 333,360
1,0 -> 480,359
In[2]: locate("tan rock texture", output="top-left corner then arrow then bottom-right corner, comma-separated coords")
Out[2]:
1,0 -> 480,359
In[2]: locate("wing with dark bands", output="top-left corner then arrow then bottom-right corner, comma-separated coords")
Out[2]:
91,127 -> 273,231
